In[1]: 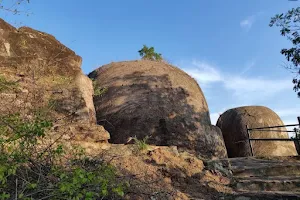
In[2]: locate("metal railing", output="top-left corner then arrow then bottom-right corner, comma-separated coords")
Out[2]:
246,117 -> 300,156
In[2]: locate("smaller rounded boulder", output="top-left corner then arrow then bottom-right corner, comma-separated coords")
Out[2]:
216,106 -> 298,157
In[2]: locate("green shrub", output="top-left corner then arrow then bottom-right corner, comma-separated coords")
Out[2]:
0,113 -> 128,200
91,79 -> 108,97
138,45 -> 162,61
0,73 -> 127,200
133,136 -> 149,151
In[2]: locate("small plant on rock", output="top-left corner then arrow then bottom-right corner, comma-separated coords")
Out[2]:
91,78 -> 108,97
138,45 -> 163,61
133,136 -> 149,151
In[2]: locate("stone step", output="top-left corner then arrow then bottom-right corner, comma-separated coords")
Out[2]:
233,176 -> 300,192
228,157 -> 300,170
215,157 -> 300,199
232,164 -> 300,178
223,191 -> 300,200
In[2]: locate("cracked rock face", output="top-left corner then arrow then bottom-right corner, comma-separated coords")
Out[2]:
217,106 -> 297,157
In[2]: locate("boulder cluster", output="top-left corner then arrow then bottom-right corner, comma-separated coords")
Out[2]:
0,18 -> 298,159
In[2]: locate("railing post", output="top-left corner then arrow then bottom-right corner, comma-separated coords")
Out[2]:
246,125 -> 254,157
297,117 -> 300,139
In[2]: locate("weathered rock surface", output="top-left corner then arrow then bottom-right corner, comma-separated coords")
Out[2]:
0,19 -> 81,77
0,18 -> 105,143
89,60 -> 227,159
0,18 -> 96,123
90,144 -> 232,200
216,106 -> 297,157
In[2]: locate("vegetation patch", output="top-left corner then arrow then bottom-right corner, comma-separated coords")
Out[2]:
0,75 -> 18,92
91,78 -> 108,97
138,45 -> 162,61
133,136 -> 149,151
0,71 -> 129,199
0,112 -> 128,200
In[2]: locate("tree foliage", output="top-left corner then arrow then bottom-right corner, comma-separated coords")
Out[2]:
138,45 -> 163,61
0,0 -> 30,15
270,7 -> 300,97
0,76 -> 127,200
0,113 -> 127,200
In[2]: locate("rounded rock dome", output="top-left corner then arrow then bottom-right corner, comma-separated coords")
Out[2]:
89,60 -> 227,159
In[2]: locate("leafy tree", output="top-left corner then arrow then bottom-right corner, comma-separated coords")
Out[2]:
138,45 -> 163,61
270,7 -> 300,97
0,0 -> 30,15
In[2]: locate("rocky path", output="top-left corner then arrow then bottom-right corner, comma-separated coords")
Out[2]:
224,156 -> 300,199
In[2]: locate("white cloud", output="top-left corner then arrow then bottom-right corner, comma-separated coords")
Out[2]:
183,61 -> 222,85
240,60 -> 256,75
240,17 -> 254,31
240,12 -> 264,31
275,109 -> 300,133
179,60 -> 291,102
223,77 -> 291,101
178,59 -> 296,129
280,118 -> 299,137
275,108 -> 300,118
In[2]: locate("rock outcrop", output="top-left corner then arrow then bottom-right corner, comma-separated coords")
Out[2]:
0,18 -> 107,143
95,144 -> 232,200
89,60 -> 227,159
216,106 -> 297,157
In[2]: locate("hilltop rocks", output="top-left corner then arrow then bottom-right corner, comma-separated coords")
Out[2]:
0,18 -> 95,123
216,106 -> 297,157
0,19 -> 81,77
89,60 -> 227,159
0,18 -> 106,143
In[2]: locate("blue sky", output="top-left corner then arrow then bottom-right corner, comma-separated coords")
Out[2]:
1,0 -> 300,130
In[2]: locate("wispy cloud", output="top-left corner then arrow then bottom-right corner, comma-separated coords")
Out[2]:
240,60 -> 256,75
178,59 -> 295,127
183,61 -> 222,85
223,76 -> 291,101
240,17 -> 255,31
275,108 -> 300,133
240,12 -> 264,31
275,108 -> 300,118
179,60 -> 290,102
278,117 -> 299,135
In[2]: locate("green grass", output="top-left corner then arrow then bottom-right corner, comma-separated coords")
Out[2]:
133,136 -> 149,151
0,75 -> 18,92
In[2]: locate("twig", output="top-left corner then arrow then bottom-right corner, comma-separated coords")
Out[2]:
15,178 -> 18,200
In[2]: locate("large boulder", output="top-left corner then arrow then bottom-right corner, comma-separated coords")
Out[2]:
216,106 -> 297,157
89,60 -> 227,159
0,18 -> 95,123
0,18 -> 108,144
